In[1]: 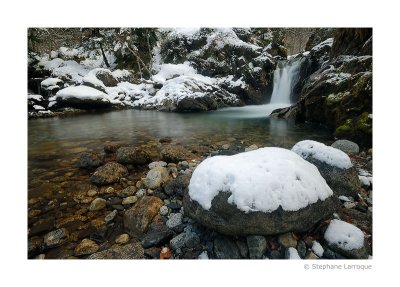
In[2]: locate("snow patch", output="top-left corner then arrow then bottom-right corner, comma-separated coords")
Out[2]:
287,247 -> 301,259
198,251 -> 209,259
28,94 -> 44,101
324,219 -> 365,251
312,241 -> 324,257
53,86 -> 109,101
188,147 -> 333,213
41,78 -> 62,88
292,140 -> 353,169
33,105 -> 45,111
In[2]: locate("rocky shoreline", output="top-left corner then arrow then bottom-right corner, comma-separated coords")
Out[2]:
28,138 -> 372,259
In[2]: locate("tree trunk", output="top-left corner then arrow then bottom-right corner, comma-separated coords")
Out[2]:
99,43 -> 111,68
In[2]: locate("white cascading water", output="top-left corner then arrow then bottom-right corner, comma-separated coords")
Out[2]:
270,60 -> 301,105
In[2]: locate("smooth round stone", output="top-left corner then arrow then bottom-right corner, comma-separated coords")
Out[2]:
115,234 -> 130,244
331,139 -> 360,155
122,196 -> 138,205
74,238 -> 99,256
89,198 -> 106,211
87,190 -> 97,197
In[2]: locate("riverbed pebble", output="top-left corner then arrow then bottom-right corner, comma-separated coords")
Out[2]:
89,198 -> 106,211
122,196 -> 138,205
115,234 -> 130,244
159,205 -> 169,216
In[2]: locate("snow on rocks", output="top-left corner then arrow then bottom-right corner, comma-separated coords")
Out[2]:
292,140 -> 361,197
324,219 -> 368,259
188,147 -> 332,213
41,78 -> 63,89
285,247 -> 301,259
51,86 -> 111,109
292,140 -> 352,169
183,147 -> 337,236
311,241 -> 324,257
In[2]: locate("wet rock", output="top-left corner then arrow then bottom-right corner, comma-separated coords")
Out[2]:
148,161 -> 167,169
331,139 -> 360,155
123,196 -> 164,239
297,240 -> 307,258
118,186 -> 137,197
160,145 -> 195,163
115,233 -> 130,244
87,190 -> 97,197
77,152 -> 104,169
159,137 -> 172,144
247,235 -> 267,259
28,236 -> 44,258
74,238 -> 99,256
88,242 -> 144,259
278,232 -> 298,248
167,201 -> 182,211
111,204 -> 124,211
104,210 -> 118,223
144,166 -> 170,189
213,236 -> 241,259
122,196 -> 138,205
88,198 -> 106,211
144,247 -> 161,259
90,162 -> 128,185
305,251 -> 319,259
136,189 -> 146,198
245,144 -> 258,152
104,141 -> 125,154
141,222 -> 174,248
44,228 -> 69,248
116,147 -> 151,165
164,174 -> 190,197
29,218 -> 55,236
236,240 -> 249,258
166,213 -> 183,230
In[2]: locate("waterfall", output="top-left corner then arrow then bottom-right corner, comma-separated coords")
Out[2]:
270,59 -> 301,104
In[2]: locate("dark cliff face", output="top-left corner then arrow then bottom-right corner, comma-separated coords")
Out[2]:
330,28 -> 372,57
271,28 -> 372,147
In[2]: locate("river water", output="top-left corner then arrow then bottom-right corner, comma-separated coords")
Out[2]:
28,105 -> 331,185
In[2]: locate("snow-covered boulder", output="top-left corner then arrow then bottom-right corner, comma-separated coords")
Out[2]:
135,71 -> 242,112
292,140 -> 361,198
183,147 -> 338,236
324,219 -> 368,259
51,85 -> 111,109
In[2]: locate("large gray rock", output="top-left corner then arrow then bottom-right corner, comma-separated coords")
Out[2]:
116,147 -> 151,165
184,191 -> 337,236
331,139 -> 360,154
90,162 -> 128,185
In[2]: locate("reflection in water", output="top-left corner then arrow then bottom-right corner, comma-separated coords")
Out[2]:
28,107 -> 331,175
